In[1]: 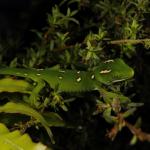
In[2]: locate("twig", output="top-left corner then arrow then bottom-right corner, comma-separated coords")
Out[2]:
52,38 -> 150,52
110,39 -> 150,45
125,121 -> 150,142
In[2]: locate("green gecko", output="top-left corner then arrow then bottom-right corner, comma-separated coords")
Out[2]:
0,58 -> 134,106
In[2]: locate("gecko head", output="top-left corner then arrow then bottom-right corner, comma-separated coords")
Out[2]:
94,58 -> 134,85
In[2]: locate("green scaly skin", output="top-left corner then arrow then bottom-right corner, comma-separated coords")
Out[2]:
0,58 -> 134,106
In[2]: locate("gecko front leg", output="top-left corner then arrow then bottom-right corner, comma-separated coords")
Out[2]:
29,79 -> 45,108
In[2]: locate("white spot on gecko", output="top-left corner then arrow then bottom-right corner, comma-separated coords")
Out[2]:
33,82 -> 36,86
91,74 -> 95,79
37,69 -> 44,71
59,70 -> 65,73
76,77 -> 81,82
58,76 -> 63,80
77,71 -> 80,74
100,69 -> 111,74
36,73 -> 41,76
24,73 -> 28,76
104,60 -> 114,63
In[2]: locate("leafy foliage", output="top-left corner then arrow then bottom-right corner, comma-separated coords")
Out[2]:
0,123 -> 48,150
0,0 -> 150,149
0,102 -> 65,144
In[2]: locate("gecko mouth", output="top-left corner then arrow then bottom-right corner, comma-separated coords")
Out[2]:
112,78 -> 126,83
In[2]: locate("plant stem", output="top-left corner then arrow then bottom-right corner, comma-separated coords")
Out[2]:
110,39 -> 150,45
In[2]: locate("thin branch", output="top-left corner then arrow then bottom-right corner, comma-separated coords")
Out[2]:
110,39 -> 150,45
125,121 -> 150,142
52,38 -> 150,52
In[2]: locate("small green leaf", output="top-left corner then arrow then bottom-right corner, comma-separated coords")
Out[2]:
43,112 -> 65,127
0,78 -> 33,94
103,107 -> 116,123
123,108 -> 137,118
